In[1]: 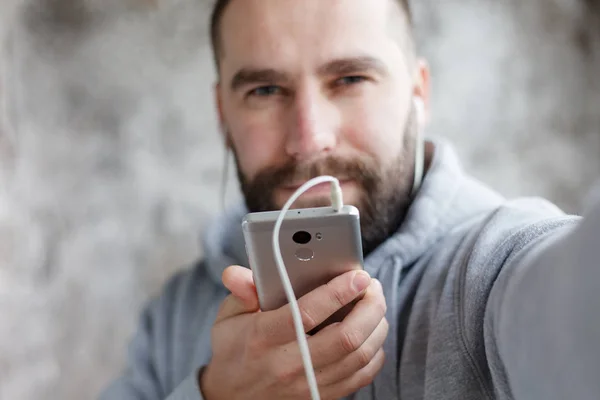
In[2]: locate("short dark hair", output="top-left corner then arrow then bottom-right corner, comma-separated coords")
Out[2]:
209,0 -> 412,72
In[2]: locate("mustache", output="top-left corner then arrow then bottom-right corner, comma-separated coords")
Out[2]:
247,155 -> 379,190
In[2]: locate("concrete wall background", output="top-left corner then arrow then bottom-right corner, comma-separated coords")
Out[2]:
0,1 -> 598,399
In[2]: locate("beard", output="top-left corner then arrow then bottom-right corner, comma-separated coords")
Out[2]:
233,110 -> 418,256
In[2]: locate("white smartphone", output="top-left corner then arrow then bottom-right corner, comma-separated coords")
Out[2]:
242,205 -> 364,323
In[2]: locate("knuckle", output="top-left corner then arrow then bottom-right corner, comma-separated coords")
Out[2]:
378,319 -> 390,341
274,361 -> 302,385
357,369 -> 376,389
326,280 -> 348,309
297,302 -> 318,331
382,318 -> 390,334
361,362 -> 381,386
356,374 -> 371,389
356,351 -> 385,388
340,328 -> 362,354
355,346 -> 373,369
374,295 -> 387,316
373,278 -> 384,290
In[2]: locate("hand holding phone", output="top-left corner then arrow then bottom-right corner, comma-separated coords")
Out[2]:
200,265 -> 388,400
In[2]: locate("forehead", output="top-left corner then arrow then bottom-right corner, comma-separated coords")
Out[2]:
218,0 -> 407,76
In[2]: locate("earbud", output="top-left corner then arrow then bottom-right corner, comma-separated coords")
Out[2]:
411,97 -> 426,197
220,139 -> 231,212
413,97 -> 425,128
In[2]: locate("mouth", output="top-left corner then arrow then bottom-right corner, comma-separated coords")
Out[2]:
280,179 -> 354,197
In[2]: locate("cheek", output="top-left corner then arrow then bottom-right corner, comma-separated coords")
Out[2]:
227,112 -> 286,180
340,90 -> 409,163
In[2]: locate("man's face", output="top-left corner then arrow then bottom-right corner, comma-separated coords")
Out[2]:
216,0 -> 429,253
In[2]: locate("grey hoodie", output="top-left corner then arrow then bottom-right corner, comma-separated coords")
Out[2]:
100,138 -> 600,400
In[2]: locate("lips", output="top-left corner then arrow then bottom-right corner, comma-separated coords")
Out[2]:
281,178 -> 351,192
278,180 -> 354,200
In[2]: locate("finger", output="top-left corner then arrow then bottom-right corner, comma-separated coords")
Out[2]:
306,279 -> 387,368
214,295 -> 251,324
273,279 -> 385,373
316,318 -> 388,386
215,266 -> 260,323
320,348 -> 386,400
259,268 -> 371,344
222,265 -> 259,311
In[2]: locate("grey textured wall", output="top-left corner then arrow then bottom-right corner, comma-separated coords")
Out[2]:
0,1 -> 598,399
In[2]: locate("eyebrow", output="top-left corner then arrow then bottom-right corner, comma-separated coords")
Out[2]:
229,56 -> 387,92
230,68 -> 289,91
317,56 -> 388,77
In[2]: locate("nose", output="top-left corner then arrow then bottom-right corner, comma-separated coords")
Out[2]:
284,85 -> 338,161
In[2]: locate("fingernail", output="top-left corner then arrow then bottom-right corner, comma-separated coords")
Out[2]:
352,271 -> 371,292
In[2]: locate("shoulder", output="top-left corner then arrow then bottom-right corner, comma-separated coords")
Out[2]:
137,260 -> 227,387
144,259 -> 224,324
464,197 -> 579,273
425,196 -> 578,302
409,197 -> 579,393
454,196 -> 579,323
446,197 -> 578,386
102,261 -> 226,397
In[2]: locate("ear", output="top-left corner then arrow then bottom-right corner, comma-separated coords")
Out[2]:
412,58 -> 431,125
214,82 -> 232,149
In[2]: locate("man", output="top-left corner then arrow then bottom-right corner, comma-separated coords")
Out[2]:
101,0 -> 600,399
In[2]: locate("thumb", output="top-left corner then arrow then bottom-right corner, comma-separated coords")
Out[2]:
215,265 -> 260,323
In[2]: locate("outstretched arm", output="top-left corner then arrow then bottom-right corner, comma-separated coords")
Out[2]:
489,185 -> 600,399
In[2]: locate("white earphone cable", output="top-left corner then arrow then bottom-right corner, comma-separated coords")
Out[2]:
411,99 -> 425,197
411,128 -> 424,197
220,146 -> 230,213
272,176 -> 343,400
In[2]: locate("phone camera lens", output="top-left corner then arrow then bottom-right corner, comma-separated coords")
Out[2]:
293,231 -> 312,244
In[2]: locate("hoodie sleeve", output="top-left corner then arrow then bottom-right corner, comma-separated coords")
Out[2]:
97,263 -> 221,400
97,300 -> 208,400
486,184 -> 600,399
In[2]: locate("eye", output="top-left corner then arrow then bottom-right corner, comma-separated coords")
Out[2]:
334,75 -> 368,87
247,85 -> 282,97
